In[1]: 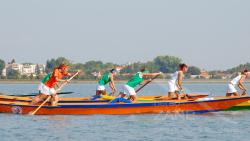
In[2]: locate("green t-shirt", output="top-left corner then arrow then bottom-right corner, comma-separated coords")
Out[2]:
98,73 -> 111,86
41,73 -> 52,84
126,72 -> 144,88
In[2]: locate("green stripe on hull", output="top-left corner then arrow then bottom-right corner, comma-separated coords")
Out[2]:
225,106 -> 250,111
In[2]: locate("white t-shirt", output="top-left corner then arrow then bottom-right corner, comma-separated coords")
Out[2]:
230,75 -> 242,85
169,71 -> 179,84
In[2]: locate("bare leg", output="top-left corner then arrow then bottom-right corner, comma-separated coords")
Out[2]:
51,94 -> 59,106
96,90 -> 107,96
30,94 -> 47,105
226,93 -> 231,97
226,92 -> 239,97
96,90 -> 101,96
177,94 -> 182,100
168,92 -> 177,99
110,91 -> 115,96
119,93 -> 126,98
232,92 -> 239,97
130,95 -> 138,103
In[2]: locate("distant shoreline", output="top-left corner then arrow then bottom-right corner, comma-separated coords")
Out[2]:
0,79 -> 250,84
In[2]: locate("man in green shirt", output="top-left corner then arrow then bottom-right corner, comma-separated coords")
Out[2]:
96,69 -> 119,96
120,67 -> 161,102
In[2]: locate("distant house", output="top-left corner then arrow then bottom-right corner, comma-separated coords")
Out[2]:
199,70 -> 211,79
22,64 -> 36,76
214,72 -> 231,79
2,60 -> 46,77
1,68 -> 7,76
6,63 -> 23,75
190,75 -> 200,79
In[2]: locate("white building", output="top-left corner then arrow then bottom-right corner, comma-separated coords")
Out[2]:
2,60 -> 46,77
2,68 -> 6,76
22,64 -> 36,76
6,63 -> 23,75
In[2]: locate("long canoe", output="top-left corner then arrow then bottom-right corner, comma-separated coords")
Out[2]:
0,93 -> 208,103
0,96 -> 249,115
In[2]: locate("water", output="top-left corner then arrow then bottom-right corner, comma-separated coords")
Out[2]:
0,83 -> 250,141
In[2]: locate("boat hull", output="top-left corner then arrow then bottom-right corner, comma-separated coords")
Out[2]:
0,94 -> 208,103
226,100 -> 250,111
0,97 -> 249,115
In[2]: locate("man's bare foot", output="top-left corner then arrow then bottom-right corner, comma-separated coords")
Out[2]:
241,93 -> 247,96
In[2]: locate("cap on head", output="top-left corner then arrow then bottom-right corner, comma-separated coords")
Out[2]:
110,69 -> 119,73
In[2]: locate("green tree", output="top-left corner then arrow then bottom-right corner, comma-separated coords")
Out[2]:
187,66 -> 201,75
71,63 -> 85,71
226,63 -> 250,73
153,55 -> 182,73
145,61 -> 159,72
35,64 -> 41,75
84,61 -> 104,74
121,62 -> 146,73
45,57 -> 72,73
7,70 -> 20,79
45,58 -> 56,73
55,57 -> 72,66
0,59 -> 5,76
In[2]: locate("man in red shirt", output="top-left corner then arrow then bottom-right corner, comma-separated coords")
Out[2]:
31,64 -> 72,106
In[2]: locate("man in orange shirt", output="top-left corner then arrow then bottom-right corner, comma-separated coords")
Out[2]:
31,64 -> 72,106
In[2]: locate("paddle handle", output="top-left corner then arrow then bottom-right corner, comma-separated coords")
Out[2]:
55,71 -> 80,92
30,71 -> 79,115
136,73 -> 160,93
11,92 -> 74,97
30,96 -> 51,115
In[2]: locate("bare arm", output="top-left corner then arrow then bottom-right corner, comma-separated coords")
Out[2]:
55,76 -> 66,83
55,72 -> 76,83
142,72 -> 161,78
238,76 -> 247,91
176,71 -> 183,90
109,75 -> 116,92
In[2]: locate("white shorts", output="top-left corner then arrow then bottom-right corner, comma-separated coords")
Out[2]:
227,84 -> 237,93
96,85 -> 106,91
40,84 -> 56,95
168,81 -> 178,93
122,85 -> 136,96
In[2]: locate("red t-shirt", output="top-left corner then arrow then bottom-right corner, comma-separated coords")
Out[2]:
45,69 -> 68,88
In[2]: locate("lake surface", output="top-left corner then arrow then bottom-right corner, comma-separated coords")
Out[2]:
0,83 -> 250,141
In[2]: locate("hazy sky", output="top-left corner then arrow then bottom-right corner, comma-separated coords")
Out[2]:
0,0 -> 249,70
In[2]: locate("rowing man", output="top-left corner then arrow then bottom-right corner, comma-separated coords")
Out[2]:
168,64 -> 188,100
119,67 -> 161,103
31,64 -> 73,106
226,69 -> 249,97
96,69 -> 119,96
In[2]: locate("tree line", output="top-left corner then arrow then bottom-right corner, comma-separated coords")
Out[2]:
0,56 -> 249,80
44,56 -> 202,80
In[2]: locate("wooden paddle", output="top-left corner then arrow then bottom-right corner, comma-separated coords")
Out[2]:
29,71 -> 80,115
136,73 -> 161,93
10,92 -> 74,97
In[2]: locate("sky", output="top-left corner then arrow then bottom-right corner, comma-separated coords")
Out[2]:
0,0 -> 249,70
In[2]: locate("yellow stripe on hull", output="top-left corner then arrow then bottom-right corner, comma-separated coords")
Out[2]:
235,100 -> 250,106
